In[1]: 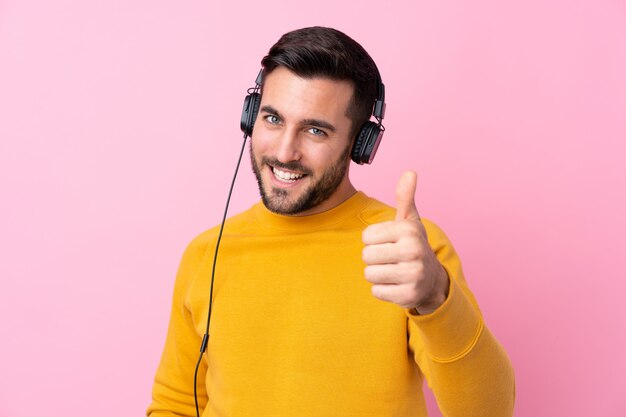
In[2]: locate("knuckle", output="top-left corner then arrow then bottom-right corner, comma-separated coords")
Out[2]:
410,287 -> 423,304
400,220 -> 419,234
404,262 -> 423,279
399,291 -> 418,309
398,240 -> 421,261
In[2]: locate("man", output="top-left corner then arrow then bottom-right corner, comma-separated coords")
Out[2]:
148,27 -> 515,417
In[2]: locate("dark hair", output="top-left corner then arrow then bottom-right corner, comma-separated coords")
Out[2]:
261,26 -> 379,139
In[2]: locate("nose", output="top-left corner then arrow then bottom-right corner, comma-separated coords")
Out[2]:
274,128 -> 302,163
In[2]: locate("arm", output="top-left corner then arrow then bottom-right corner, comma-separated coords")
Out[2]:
407,220 -> 515,417
362,172 -> 514,416
147,235 -> 211,417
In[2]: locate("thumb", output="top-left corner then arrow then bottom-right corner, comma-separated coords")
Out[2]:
395,171 -> 421,221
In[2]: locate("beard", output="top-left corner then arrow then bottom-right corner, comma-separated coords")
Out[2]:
250,143 -> 351,215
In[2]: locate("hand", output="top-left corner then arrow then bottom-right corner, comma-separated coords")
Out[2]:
362,171 -> 450,314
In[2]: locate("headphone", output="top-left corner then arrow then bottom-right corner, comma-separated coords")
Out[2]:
240,68 -> 386,165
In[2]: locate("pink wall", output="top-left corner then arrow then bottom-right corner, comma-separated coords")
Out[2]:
1,1 -> 625,416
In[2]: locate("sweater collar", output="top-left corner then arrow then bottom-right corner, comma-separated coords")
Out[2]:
251,191 -> 370,232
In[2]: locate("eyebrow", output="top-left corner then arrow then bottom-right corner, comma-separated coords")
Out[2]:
260,105 -> 337,133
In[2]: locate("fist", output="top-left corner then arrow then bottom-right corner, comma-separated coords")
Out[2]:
362,171 -> 449,314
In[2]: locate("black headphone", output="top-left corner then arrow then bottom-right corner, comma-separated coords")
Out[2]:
240,68 -> 386,165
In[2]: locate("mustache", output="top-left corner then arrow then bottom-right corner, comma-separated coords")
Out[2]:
262,157 -> 312,176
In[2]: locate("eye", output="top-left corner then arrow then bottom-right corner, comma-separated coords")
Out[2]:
307,127 -> 327,137
264,114 -> 280,125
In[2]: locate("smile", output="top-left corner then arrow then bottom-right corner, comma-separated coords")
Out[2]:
272,167 -> 305,183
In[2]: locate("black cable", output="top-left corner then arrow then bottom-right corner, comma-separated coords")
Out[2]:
194,132 -> 249,417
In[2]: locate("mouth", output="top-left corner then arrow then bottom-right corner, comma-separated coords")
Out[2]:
271,166 -> 306,184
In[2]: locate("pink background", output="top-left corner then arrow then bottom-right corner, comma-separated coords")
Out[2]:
1,0 -> 625,416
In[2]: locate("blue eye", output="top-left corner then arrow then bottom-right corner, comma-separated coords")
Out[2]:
265,115 -> 280,124
308,127 -> 326,136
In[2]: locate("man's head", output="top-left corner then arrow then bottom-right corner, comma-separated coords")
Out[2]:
261,27 -> 379,139
249,27 -> 380,216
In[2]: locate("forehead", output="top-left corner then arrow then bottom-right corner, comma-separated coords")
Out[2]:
260,67 -> 354,127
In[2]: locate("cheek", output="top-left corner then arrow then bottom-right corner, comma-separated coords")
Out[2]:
303,149 -> 337,175
250,131 -> 273,156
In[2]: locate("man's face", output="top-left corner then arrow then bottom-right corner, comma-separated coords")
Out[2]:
250,67 -> 356,216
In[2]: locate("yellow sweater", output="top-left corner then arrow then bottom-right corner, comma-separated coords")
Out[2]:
148,192 -> 514,417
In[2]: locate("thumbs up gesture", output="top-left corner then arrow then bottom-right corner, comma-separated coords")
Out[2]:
362,171 -> 450,314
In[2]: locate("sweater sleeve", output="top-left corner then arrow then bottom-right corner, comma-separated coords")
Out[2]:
407,220 -> 515,417
147,233 -> 213,417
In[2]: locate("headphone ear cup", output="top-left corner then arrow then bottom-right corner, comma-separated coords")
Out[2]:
240,92 -> 261,137
351,122 -> 383,165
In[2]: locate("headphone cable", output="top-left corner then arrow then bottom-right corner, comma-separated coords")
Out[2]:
194,132 -> 249,417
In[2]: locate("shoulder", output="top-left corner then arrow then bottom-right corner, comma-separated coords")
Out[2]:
421,218 -> 452,248
357,195 -> 395,225
180,204 -> 258,267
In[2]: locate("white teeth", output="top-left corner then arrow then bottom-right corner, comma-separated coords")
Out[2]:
273,167 -> 304,182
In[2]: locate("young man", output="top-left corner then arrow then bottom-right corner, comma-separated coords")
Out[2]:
148,27 -> 515,417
